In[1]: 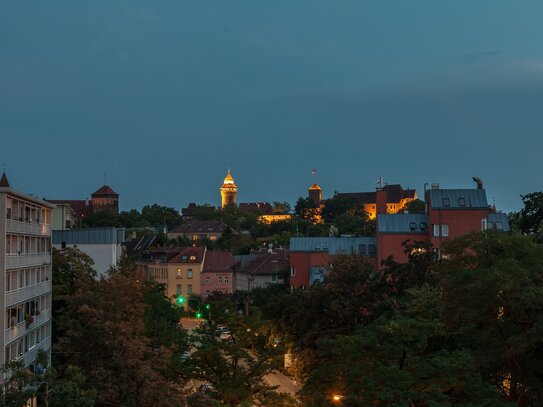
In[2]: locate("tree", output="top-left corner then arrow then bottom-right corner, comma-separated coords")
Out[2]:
294,197 -> 320,224
186,298 -> 291,406
141,204 -> 182,230
321,195 -> 360,223
516,192 -> 543,242
398,198 -> 426,214
440,232 -> 543,406
272,201 -> 291,214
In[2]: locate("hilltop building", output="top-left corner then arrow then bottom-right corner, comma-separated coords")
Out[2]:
220,170 -> 237,208
47,184 -> 120,227
0,173 -> 53,372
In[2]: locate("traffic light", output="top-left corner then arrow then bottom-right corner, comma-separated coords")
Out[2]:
205,304 -> 210,310
176,295 -> 185,305
195,311 -> 203,319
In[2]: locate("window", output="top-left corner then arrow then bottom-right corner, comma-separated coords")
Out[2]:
481,218 -> 488,231
409,222 -> 417,231
218,276 -> 223,284
290,267 -> 296,277
322,240 -> 329,249
189,255 -> 196,261
176,285 -> 181,294
187,270 -> 193,279
442,198 -> 450,207
271,275 -> 277,283
433,224 -> 440,237
496,222 -> 503,230
314,242 -> 321,250
192,234 -> 199,241
182,255 -> 187,261
205,276 -> 210,284
176,269 -> 182,279
458,197 -> 466,206
441,224 -> 449,237
358,244 -> 366,255
187,285 -> 192,294
368,244 -> 376,256
420,222 -> 427,231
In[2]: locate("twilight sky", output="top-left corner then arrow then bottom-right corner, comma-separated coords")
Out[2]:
1,1 -> 542,213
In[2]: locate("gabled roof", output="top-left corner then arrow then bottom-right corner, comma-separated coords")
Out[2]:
203,250 -> 237,273
46,199 -> 93,218
0,172 -> 10,187
427,189 -> 488,209
169,246 -> 206,263
91,185 -> 119,197
488,213 -> 511,232
238,202 -> 274,215
336,184 -> 416,205
238,248 -> 289,275
377,213 -> 429,234
169,219 -> 226,234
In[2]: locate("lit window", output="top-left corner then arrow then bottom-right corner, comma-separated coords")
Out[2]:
442,224 -> 449,237
176,269 -> 182,278
433,224 -> 440,237
192,235 -> 199,241
190,255 -> 196,261
442,198 -> 450,207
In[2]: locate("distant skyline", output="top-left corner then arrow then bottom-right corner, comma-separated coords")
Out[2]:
2,1 -> 543,213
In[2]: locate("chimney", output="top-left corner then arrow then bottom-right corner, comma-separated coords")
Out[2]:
472,177 -> 483,189
376,188 -> 387,215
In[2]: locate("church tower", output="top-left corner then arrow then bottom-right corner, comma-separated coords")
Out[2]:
220,169 -> 237,208
308,183 -> 322,206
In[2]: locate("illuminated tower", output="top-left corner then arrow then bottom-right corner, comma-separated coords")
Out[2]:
308,183 -> 322,206
220,169 -> 237,208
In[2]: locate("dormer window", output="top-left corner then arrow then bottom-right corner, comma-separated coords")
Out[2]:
409,222 -> 417,231
189,255 -> 196,261
442,198 -> 450,207
182,255 -> 188,261
420,222 -> 427,231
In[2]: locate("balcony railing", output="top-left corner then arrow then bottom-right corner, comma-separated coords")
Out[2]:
5,280 -> 52,308
5,218 -> 51,236
23,336 -> 51,368
5,253 -> 51,270
4,308 -> 52,345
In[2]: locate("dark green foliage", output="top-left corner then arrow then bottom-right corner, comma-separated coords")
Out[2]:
398,198 -> 426,214
515,192 -> 543,242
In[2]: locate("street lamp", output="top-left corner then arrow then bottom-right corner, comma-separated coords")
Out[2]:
332,394 -> 344,403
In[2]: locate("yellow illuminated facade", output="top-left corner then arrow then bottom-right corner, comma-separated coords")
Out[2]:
220,169 -> 237,208
259,214 -> 293,224
363,193 -> 417,219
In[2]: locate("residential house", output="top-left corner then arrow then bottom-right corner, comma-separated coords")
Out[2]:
201,250 -> 237,296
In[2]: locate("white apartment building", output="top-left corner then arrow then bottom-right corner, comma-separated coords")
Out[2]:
0,173 -> 53,372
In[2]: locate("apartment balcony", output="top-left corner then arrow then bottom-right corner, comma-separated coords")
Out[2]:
23,335 -> 51,368
5,253 -> 51,270
5,218 -> 51,236
5,308 -> 52,345
5,280 -> 52,308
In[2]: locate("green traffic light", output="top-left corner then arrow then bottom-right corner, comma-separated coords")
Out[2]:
196,312 -> 203,319
177,296 -> 185,305
205,304 -> 210,310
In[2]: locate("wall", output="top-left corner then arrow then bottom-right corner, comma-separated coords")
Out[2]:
55,243 -> 121,278
289,252 -> 330,288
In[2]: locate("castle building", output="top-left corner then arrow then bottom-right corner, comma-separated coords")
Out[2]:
220,170 -> 237,208
0,173 -> 53,372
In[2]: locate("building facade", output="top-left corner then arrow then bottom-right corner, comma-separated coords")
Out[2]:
201,250 -> 237,296
289,237 -> 377,288
0,173 -> 53,372
52,227 -> 125,278
137,246 -> 206,302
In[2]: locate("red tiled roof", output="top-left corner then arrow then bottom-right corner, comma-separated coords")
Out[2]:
46,199 -> 92,218
169,246 -> 206,263
169,220 -> 226,234
238,202 -> 274,215
203,250 -> 236,272
238,248 -> 289,275
92,185 -> 119,196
